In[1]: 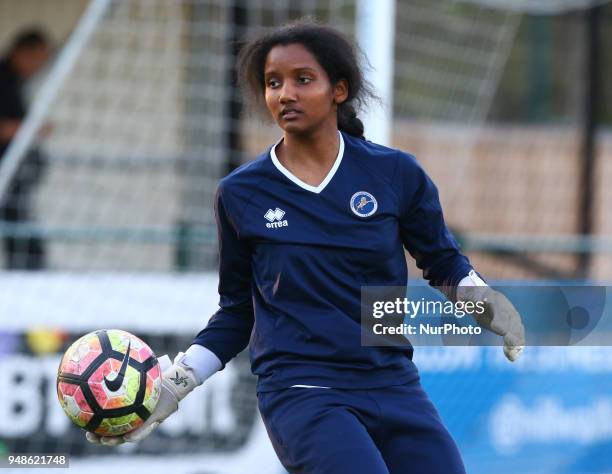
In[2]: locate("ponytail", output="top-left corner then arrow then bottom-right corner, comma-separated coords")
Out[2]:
337,103 -> 365,140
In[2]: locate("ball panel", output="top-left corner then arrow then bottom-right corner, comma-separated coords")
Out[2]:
143,367 -> 162,413
60,333 -> 103,376
88,359 -> 114,407
106,329 -> 155,363
73,385 -> 91,410
57,381 -> 78,398
95,413 -> 144,437
124,366 -> 141,404
107,329 -> 130,353
135,346 -> 151,363
59,387 -> 94,428
148,363 -> 160,380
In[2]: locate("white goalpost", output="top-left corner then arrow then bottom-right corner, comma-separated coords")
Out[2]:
356,0 -> 396,146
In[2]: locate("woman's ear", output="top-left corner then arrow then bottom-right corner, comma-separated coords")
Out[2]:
333,79 -> 349,105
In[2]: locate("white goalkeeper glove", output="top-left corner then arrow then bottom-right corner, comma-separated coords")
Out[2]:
456,271 -> 526,362
85,352 -> 199,446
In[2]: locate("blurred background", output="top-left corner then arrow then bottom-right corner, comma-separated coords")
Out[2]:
0,0 -> 611,473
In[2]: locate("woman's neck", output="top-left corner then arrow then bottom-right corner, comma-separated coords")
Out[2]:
276,127 -> 340,185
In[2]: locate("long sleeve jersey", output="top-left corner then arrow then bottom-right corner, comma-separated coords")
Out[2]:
193,131 -> 473,392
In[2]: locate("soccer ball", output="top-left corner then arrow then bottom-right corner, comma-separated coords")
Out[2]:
57,329 -> 162,437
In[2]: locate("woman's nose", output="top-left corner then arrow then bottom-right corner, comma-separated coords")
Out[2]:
279,82 -> 297,103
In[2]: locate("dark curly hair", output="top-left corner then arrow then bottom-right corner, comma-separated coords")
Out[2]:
237,19 -> 376,140
10,27 -> 49,52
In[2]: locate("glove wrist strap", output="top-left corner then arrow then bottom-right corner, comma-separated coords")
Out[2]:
162,353 -> 199,402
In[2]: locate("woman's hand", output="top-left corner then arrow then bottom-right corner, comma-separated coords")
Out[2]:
457,285 -> 525,362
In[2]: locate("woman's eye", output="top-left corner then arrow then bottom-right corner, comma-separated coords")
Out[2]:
267,79 -> 280,88
298,76 -> 312,84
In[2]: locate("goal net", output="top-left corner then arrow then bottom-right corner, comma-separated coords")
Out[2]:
1,0 -> 609,277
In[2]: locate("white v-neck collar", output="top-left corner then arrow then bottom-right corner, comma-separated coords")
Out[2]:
270,131 -> 345,194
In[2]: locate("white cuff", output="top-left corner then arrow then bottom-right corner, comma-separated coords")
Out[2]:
183,344 -> 223,384
458,269 -> 488,287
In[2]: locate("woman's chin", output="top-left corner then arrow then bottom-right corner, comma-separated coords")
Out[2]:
279,122 -> 307,134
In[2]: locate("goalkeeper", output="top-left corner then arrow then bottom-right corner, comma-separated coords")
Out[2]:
87,20 -> 524,474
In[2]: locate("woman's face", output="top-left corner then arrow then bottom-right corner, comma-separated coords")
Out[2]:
264,43 -> 347,135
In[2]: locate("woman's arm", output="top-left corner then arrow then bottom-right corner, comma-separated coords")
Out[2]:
86,182 -> 255,446
395,154 -> 524,361
191,181 -> 255,369
397,152 -> 472,289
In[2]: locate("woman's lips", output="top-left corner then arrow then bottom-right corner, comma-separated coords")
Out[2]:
281,109 -> 301,120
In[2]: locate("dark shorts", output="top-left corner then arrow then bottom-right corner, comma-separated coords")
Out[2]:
257,378 -> 466,474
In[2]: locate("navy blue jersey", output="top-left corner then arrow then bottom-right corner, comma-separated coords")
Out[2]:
193,131 -> 472,392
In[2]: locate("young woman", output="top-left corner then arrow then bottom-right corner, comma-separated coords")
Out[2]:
87,21 -> 525,474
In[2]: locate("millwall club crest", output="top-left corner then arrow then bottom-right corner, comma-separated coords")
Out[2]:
350,191 -> 378,217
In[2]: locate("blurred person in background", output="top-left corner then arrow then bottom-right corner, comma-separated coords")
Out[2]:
0,27 -> 51,270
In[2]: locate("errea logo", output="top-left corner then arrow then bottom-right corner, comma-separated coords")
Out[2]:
264,208 -> 288,229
